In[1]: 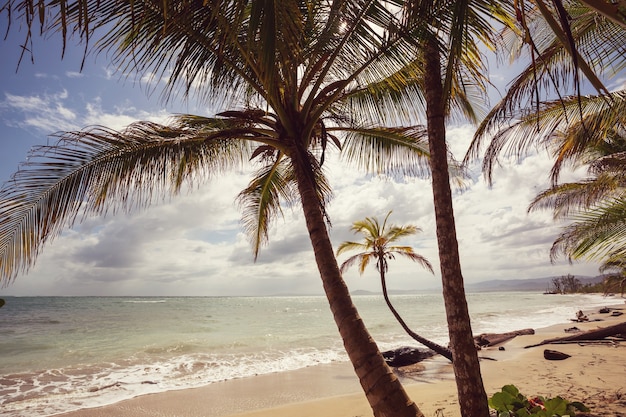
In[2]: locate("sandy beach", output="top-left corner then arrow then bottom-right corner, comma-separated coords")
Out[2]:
54,302 -> 626,417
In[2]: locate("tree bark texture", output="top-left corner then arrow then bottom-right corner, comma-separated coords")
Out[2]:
292,147 -> 424,417
423,39 -> 490,417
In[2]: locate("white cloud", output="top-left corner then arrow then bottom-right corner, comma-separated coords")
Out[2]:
4,92 -> 47,111
1,89 -> 173,135
2,144 -> 601,296
2,90 -> 79,132
0,95 -> 603,296
66,71 -> 84,78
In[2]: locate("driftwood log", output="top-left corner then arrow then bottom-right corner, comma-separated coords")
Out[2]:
525,321 -> 626,348
474,328 -> 535,348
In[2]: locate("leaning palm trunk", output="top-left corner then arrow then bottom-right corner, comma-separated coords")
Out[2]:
378,259 -> 453,362
423,40 -> 489,416
292,148 -> 423,417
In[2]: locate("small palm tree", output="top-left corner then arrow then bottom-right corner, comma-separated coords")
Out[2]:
337,211 -> 453,361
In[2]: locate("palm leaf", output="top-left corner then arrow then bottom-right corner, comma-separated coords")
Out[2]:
237,155 -> 297,260
0,116 -> 256,284
529,171 -> 626,218
388,249 -> 434,274
338,126 -> 431,177
550,198 -> 626,262
469,90 -> 626,184
468,3 -> 624,170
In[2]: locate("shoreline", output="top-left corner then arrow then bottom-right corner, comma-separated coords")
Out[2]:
53,299 -> 626,417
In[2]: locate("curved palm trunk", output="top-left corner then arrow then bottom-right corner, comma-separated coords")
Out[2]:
378,259 -> 453,362
292,148 -> 423,417
423,40 -> 489,416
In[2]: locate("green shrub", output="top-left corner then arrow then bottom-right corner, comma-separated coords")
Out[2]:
489,385 -> 589,417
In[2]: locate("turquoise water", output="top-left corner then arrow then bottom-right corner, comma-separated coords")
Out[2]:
0,292 -> 613,416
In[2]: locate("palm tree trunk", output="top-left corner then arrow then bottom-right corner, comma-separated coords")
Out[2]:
378,258 -> 453,361
423,39 -> 490,416
291,147 -> 424,417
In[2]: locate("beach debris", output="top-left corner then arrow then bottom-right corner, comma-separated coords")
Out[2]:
599,307 -> 611,314
88,382 -> 121,392
544,349 -> 571,360
565,326 -> 581,333
525,321 -> 626,348
611,311 -> 624,317
473,328 -> 535,348
382,346 -> 436,367
573,310 -> 589,322
394,362 -> 427,377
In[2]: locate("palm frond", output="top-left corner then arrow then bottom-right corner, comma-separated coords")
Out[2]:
385,225 -> 421,243
577,0 -> 626,30
550,198 -> 626,262
468,3 -> 625,166
389,250 -> 434,274
237,155 -> 298,260
338,252 -> 375,275
529,171 -> 626,218
338,125 -> 431,177
337,240 -> 370,256
0,116 -> 255,284
469,90 -> 626,184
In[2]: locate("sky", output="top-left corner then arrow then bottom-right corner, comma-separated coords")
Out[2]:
0,16 -> 607,297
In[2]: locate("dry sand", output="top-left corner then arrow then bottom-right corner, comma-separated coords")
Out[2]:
56,303 -> 626,417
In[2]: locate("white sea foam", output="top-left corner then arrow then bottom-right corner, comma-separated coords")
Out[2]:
0,292 -> 619,417
1,347 -> 348,417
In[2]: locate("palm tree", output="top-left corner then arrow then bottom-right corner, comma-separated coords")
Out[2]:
469,41 -> 626,266
483,88 -> 626,265
0,2 -> 448,416
337,211 -> 453,361
1,2 -> 521,415
402,2 -> 519,414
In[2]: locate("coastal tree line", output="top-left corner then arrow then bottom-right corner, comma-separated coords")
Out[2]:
549,274 -> 626,295
0,1 -> 624,417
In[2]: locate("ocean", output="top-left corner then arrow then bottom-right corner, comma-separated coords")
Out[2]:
0,292 -> 614,417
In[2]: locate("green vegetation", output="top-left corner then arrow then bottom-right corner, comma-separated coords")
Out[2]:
549,274 -> 584,294
489,385 -> 589,417
546,273 -> 626,295
599,258 -> 626,296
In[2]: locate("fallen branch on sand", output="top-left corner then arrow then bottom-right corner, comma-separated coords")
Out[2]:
549,339 -> 624,346
474,328 -> 535,348
524,321 -> 626,348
